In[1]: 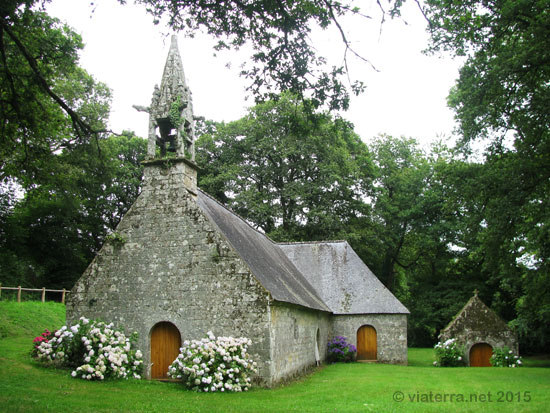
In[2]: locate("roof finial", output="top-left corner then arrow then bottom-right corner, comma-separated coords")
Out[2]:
473,288 -> 479,296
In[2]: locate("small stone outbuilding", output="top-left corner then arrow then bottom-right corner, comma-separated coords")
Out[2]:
439,292 -> 518,366
66,36 -> 409,386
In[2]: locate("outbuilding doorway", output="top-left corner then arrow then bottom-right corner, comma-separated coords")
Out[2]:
357,325 -> 377,361
150,322 -> 181,379
469,343 -> 493,367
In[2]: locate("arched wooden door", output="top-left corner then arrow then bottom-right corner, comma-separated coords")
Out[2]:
150,322 -> 181,379
357,325 -> 377,361
470,343 -> 493,367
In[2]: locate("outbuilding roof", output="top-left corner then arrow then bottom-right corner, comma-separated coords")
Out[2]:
439,293 -> 512,337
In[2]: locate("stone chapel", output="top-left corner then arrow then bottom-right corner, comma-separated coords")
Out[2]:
439,292 -> 518,367
66,36 -> 409,386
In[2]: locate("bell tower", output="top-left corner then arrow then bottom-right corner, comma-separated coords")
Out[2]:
135,35 -> 198,194
142,35 -> 195,159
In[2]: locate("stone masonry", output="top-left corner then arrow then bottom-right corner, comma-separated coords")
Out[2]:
67,161 -> 273,382
439,293 -> 518,365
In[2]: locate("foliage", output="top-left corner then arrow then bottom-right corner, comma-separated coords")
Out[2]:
168,331 -> 257,392
0,4 -> 111,187
433,338 -> 465,367
122,0 -> 407,111
490,347 -> 523,368
0,133 -> 146,289
30,328 -> 54,357
106,232 -> 127,247
360,136 -> 436,293
327,336 -> 356,363
422,0 -> 550,352
424,0 -> 550,151
169,96 -> 183,129
32,317 -> 143,380
196,93 -> 373,242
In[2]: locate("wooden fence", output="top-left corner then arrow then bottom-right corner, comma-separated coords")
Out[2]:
0,285 -> 68,304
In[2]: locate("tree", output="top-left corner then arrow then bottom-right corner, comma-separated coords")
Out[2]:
0,133 -> 147,289
424,0 -> 550,155
0,3 -> 111,187
196,93 -> 373,241
422,0 -> 550,351
121,0 -> 409,111
360,136 -> 436,292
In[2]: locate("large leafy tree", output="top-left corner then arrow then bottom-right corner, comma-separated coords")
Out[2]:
196,93 -> 373,241
358,136 -> 459,295
1,3 -> 111,187
0,133 -> 147,289
422,0 -> 550,351
121,0 -> 408,110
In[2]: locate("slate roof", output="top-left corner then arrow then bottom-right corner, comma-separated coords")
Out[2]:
196,189 -> 408,315
196,190 -> 331,312
440,293 -> 512,335
279,241 -> 410,314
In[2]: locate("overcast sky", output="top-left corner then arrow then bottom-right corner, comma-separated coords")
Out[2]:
47,0 -> 462,147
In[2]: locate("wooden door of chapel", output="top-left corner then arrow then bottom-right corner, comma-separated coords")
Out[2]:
150,322 -> 181,379
357,325 -> 377,361
469,343 -> 493,367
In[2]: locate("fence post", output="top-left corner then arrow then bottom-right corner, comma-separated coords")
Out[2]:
62,289 -> 66,304
41,287 -> 46,303
0,283 -> 2,299
17,286 -> 22,303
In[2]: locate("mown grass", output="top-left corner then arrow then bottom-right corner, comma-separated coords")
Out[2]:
1,301 -> 549,412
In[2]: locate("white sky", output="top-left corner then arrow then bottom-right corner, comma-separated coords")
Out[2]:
47,0 -> 461,147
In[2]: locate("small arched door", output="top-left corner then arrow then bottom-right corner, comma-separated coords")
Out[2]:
470,343 -> 493,367
150,322 -> 181,379
357,325 -> 377,361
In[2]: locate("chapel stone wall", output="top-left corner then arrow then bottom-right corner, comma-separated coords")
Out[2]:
268,302 -> 331,386
331,314 -> 408,365
66,161 -> 273,382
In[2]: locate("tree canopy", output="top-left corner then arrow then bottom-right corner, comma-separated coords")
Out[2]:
121,0 -> 408,111
196,92 -> 373,241
0,2 -> 111,187
422,0 -> 550,350
0,133 -> 146,289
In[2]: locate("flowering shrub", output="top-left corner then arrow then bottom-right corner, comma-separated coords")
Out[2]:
490,347 -> 522,367
32,317 -> 143,380
433,338 -> 465,367
168,331 -> 257,392
31,329 -> 55,358
327,336 -> 356,363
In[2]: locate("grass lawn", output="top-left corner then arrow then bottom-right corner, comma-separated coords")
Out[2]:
1,301 -> 549,412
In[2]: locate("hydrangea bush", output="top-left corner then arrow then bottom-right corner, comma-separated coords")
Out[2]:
32,317 -> 143,380
327,336 -> 356,363
31,329 -> 55,358
490,347 -> 523,367
433,338 -> 465,367
168,331 -> 257,392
